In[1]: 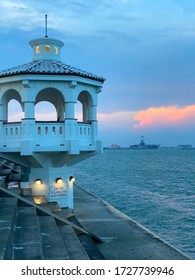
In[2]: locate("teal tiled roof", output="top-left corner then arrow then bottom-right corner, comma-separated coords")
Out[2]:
0,60 -> 105,82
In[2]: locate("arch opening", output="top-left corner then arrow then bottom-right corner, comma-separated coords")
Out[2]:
35,101 -> 57,121
8,100 -> 24,122
35,88 -> 65,121
77,91 -> 93,123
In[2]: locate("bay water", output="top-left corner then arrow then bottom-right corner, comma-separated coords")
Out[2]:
73,148 -> 195,259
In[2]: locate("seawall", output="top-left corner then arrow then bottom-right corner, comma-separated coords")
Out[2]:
73,183 -> 191,260
0,178 -> 191,260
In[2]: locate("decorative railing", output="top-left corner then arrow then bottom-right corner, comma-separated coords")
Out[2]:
78,122 -> 91,137
1,121 -> 93,149
3,122 -> 22,137
35,121 -> 65,146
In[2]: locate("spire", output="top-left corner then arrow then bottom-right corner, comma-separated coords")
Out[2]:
45,14 -> 48,38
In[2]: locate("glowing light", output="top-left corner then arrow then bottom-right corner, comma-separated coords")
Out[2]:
54,47 -> 58,54
69,176 -> 75,183
35,179 -> 42,185
56,178 -> 63,184
36,46 -> 40,53
45,45 -> 50,53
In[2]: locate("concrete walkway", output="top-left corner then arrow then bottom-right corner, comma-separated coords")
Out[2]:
73,184 -> 191,260
0,178 -> 191,260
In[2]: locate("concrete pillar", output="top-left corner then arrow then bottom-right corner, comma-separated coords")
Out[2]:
24,101 -> 35,119
30,165 -> 74,208
90,120 -> 98,145
64,100 -> 79,154
65,101 -> 75,120
0,104 -> 7,122
21,119 -> 35,155
67,179 -> 74,209
88,104 -> 97,122
83,104 -> 88,122
0,122 -> 3,148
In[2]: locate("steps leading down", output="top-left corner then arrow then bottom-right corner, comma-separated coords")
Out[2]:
0,197 -> 18,260
0,156 -> 29,182
0,181 -> 103,260
12,205 -> 42,260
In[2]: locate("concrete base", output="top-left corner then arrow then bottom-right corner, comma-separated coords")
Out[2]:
30,166 -> 74,208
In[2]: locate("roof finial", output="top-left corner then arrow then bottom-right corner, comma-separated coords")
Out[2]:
45,14 -> 48,38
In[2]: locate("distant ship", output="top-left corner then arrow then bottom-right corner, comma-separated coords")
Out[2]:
129,136 -> 160,149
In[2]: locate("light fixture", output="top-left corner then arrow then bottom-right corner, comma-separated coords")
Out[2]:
69,176 -> 75,183
56,177 -> 63,184
35,179 -> 42,185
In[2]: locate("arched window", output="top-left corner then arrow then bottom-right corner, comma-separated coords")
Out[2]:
36,46 -> 40,53
35,101 -> 57,121
45,45 -> 51,53
8,100 -> 24,122
35,88 -> 64,122
77,91 -> 93,123
54,47 -> 58,54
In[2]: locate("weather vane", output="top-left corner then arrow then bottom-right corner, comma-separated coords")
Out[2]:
45,14 -> 48,37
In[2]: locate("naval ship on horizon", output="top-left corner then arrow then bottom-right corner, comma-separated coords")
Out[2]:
129,136 -> 160,149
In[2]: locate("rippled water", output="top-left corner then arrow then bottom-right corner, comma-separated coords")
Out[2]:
73,148 -> 195,259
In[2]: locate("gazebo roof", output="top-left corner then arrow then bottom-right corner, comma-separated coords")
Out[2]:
0,59 -> 105,82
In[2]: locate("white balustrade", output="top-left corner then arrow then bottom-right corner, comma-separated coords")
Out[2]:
2,121 -> 93,150
78,122 -> 91,138
35,122 -> 64,146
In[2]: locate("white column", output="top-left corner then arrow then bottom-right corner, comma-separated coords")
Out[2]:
0,104 -> 7,122
0,104 -> 7,148
24,101 -> 35,119
65,101 -> 75,120
67,179 -> 74,209
88,105 -> 97,122
21,101 -> 35,155
83,104 -> 88,122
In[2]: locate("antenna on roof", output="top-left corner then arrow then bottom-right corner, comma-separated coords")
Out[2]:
45,14 -> 48,37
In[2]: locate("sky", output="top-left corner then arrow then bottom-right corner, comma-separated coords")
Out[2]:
0,0 -> 195,147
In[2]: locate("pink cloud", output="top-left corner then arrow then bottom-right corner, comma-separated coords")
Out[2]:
134,105 -> 195,129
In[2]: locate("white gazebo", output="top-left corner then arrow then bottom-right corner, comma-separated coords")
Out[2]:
0,35 -> 105,208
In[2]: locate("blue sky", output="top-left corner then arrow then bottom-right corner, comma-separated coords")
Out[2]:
0,0 -> 195,146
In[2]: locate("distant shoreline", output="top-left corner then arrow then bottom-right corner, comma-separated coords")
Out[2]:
103,146 -> 195,150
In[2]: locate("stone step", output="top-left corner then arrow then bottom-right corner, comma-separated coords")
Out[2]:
38,215 -> 69,260
0,166 -> 12,176
57,221 -> 90,260
8,174 -> 21,181
0,159 -> 6,166
12,206 -> 42,260
68,215 -> 105,260
0,197 -> 18,260
0,157 -> 29,182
